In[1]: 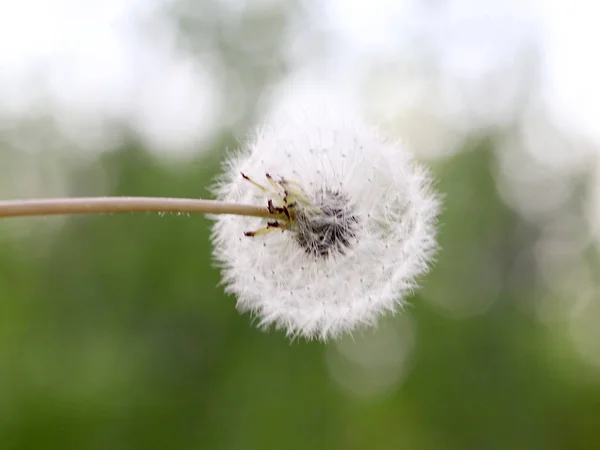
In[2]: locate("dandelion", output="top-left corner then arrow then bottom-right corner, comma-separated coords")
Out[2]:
211,104 -> 440,340
0,102 -> 440,341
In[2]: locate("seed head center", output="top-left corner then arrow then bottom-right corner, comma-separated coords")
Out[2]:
294,188 -> 359,257
241,173 -> 360,257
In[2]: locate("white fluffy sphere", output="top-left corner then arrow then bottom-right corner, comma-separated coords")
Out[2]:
211,103 -> 440,340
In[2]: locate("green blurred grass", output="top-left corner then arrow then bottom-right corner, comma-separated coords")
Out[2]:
0,138 -> 599,450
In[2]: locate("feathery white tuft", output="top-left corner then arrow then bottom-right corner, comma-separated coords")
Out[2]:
211,103 -> 440,340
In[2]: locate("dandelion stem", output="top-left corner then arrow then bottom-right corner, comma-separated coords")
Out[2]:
0,197 -> 271,219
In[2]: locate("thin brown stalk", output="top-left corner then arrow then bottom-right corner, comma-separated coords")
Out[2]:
0,197 -> 271,219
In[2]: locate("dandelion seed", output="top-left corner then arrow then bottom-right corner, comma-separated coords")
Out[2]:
211,102 -> 440,340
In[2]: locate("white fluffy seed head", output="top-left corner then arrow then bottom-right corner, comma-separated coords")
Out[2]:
211,103 -> 440,341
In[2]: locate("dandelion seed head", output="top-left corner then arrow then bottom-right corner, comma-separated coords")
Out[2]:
211,102 -> 440,340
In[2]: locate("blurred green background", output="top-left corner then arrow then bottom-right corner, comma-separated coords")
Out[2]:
1,1 -> 600,449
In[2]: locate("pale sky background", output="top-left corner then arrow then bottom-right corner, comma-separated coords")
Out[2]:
0,0 -> 597,154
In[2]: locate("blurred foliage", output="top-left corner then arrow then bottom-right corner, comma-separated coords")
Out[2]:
1,138 -> 599,450
166,0 -> 302,128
